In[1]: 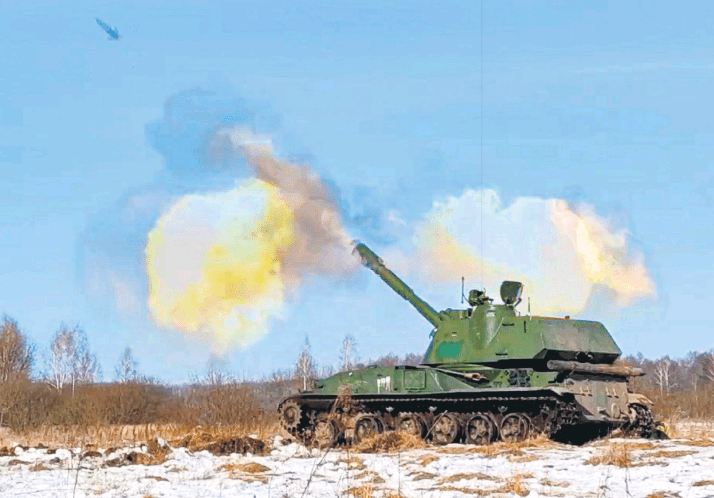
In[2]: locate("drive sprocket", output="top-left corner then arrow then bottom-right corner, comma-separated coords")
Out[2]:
279,399 -> 304,432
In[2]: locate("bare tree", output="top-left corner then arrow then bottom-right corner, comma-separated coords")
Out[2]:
295,336 -> 316,391
339,334 -> 358,372
203,355 -> 231,386
115,346 -> 138,383
654,357 -> 675,396
696,352 -> 714,384
0,316 -> 34,383
44,324 -> 100,394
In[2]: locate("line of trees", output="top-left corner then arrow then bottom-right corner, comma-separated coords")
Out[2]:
2,312 -> 714,431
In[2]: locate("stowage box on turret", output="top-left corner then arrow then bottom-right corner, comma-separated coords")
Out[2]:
278,242 -> 659,447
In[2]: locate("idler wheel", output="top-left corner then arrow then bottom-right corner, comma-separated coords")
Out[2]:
500,413 -> 530,442
431,413 -> 461,445
396,413 -> 426,439
354,415 -> 383,443
278,400 -> 303,432
465,413 -> 496,445
314,419 -> 341,448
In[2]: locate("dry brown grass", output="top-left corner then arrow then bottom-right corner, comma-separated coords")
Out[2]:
439,472 -> 497,484
347,484 -> 374,498
438,485 -> 489,496
436,435 -> 555,459
622,441 -> 656,450
352,471 -> 385,484
693,480 -> 714,486
541,479 -> 570,487
28,462 -> 50,471
644,493 -> 681,498
235,462 -> 271,473
409,471 -> 437,481
586,444 -> 632,467
508,454 -> 540,463
218,462 -> 270,484
681,438 -> 714,447
436,446 -> 481,454
418,454 -> 439,466
104,439 -> 170,467
501,474 -> 530,497
338,456 -> 366,470
0,421 -> 278,452
646,450 -> 694,459
354,431 -> 424,453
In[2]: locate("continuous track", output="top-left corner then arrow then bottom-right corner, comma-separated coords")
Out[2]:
278,393 -> 653,448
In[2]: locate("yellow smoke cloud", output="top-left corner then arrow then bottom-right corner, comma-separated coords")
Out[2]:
145,179 -> 295,353
145,128 -> 358,353
411,189 -> 655,315
414,220 -> 530,286
550,200 -> 656,306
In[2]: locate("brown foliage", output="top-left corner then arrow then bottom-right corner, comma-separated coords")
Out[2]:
172,431 -> 266,456
353,431 -> 425,453
0,379 -> 273,439
586,444 -> 632,467
0,316 -> 33,383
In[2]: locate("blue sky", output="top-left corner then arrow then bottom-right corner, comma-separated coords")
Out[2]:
1,1 -> 712,382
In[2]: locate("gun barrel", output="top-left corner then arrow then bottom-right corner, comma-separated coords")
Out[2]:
353,242 -> 442,327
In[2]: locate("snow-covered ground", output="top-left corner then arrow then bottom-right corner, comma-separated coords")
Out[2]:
1,431 -> 713,498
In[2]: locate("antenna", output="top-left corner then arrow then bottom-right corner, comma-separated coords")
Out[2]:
528,297 -> 531,315
461,276 -> 466,304
479,0 -> 484,291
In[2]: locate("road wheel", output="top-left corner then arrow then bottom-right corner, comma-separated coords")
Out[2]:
500,413 -> 529,442
431,413 -> 461,445
396,413 -> 426,439
465,412 -> 495,445
314,419 -> 341,448
354,415 -> 382,443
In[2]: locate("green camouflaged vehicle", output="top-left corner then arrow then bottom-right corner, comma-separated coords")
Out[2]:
278,243 -> 657,447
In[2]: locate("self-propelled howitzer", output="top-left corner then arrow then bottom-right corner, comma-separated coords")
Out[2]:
278,242 -> 659,447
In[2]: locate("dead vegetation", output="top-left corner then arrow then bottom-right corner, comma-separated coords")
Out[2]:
437,474 -> 531,497
352,470 -> 385,484
171,430 -> 267,456
417,454 -> 439,466
353,431 -> 424,453
586,444 -> 632,467
541,479 -> 570,487
346,484 -> 374,498
409,471 -> 437,481
337,456 -> 366,470
693,480 -> 714,486
439,472 -> 497,484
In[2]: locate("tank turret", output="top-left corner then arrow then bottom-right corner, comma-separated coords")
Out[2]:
354,242 -> 621,367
